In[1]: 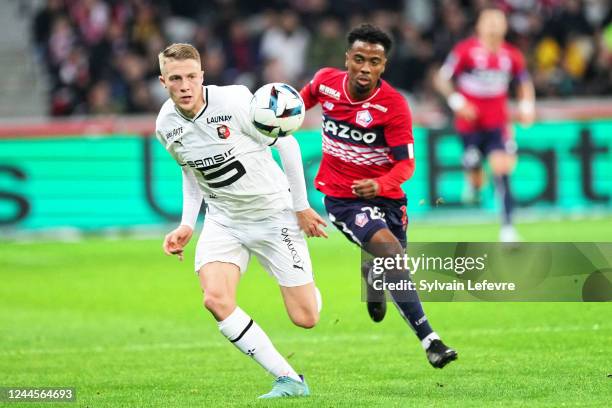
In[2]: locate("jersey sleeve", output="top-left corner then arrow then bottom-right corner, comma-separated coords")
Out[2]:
439,43 -> 468,81
274,136 -> 310,211
232,85 -> 277,146
300,78 -> 319,110
180,167 -> 204,228
154,128 -> 184,165
384,96 -> 415,163
510,46 -> 530,83
299,67 -> 335,110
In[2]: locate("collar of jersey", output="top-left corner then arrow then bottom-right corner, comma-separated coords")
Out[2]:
342,73 -> 381,105
174,87 -> 209,122
475,37 -> 506,55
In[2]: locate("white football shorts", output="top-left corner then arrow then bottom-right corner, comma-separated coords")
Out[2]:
194,210 -> 313,287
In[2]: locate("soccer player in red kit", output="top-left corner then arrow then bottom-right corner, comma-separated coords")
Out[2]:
434,7 -> 536,242
300,24 -> 457,368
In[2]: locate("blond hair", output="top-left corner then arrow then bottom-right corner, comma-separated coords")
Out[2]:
158,43 -> 201,74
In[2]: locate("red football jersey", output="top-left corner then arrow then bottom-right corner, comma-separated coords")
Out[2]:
300,68 -> 414,199
440,37 -> 528,134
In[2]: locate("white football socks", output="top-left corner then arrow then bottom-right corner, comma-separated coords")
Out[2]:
218,306 -> 301,382
421,332 -> 441,350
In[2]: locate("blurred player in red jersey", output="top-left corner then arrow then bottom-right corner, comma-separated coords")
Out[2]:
300,24 -> 457,368
434,7 -> 536,242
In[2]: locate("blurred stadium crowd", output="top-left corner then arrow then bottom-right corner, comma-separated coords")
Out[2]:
31,0 -> 612,116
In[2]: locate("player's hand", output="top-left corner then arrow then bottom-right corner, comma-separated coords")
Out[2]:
163,224 -> 193,261
456,102 -> 478,122
517,100 -> 536,127
352,179 -> 379,199
296,208 -> 328,238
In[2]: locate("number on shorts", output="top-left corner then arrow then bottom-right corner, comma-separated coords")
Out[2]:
361,206 -> 385,220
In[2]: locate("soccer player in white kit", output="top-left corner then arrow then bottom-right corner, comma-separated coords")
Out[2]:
155,43 -> 327,399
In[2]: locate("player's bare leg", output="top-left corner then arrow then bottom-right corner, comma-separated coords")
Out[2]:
468,168 -> 485,190
199,262 -> 309,398
462,146 -> 485,205
365,229 -> 458,368
279,282 -> 320,329
199,261 -> 240,320
464,168 -> 485,205
489,150 -> 520,242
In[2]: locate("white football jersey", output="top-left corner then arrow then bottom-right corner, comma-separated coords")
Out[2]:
155,85 -> 292,222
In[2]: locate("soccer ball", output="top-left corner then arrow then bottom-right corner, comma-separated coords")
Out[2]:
249,83 -> 305,138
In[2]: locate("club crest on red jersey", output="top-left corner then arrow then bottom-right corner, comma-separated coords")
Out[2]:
323,101 -> 334,111
217,124 -> 231,139
356,110 -> 373,127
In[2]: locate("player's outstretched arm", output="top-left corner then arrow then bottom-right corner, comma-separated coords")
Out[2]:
352,159 -> 415,199
274,135 -> 327,238
296,208 -> 328,238
162,168 -> 203,261
434,61 -> 477,121
516,79 -> 536,126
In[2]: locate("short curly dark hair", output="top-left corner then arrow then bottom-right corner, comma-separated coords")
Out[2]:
347,24 -> 392,54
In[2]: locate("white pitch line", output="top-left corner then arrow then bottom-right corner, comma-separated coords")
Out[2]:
0,324 -> 608,357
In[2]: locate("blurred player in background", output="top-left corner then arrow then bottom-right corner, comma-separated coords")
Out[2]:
301,24 -> 457,368
155,43 -> 326,399
434,7 -> 536,242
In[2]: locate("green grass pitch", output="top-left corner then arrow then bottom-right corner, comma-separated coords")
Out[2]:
1,218 -> 611,407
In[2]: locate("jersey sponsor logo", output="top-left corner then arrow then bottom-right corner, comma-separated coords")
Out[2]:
322,117 -> 380,145
362,102 -> 387,113
165,126 -> 184,144
323,101 -> 334,111
281,227 -> 305,270
458,69 -> 511,97
322,135 -> 392,166
319,84 -> 341,100
355,212 -> 369,227
206,114 -> 232,124
217,124 -> 231,139
189,148 -> 247,188
471,68 -> 510,82
356,110 -> 373,127
186,148 -> 235,170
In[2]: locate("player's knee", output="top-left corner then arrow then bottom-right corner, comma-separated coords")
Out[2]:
490,161 -> 508,176
365,242 -> 402,259
203,292 -> 234,316
376,245 -> 404,259
291,310 -> 319,329
489,152 -> 515,175
365,232 -> 404,258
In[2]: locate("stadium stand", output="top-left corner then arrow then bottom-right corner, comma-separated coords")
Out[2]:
25,0 -> 611,116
